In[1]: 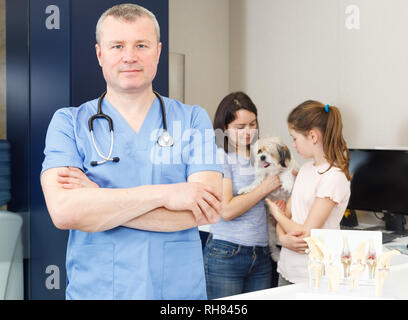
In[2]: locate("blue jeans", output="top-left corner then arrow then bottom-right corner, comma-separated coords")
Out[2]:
203,235 -> 273,299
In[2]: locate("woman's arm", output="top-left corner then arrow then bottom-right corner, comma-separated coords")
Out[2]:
220,175 -> 281,221
266,197 -> 337,237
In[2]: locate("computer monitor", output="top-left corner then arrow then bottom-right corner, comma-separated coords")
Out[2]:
348,148 -> 408,234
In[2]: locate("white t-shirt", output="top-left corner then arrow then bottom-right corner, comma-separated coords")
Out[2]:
277,161 -> 351,283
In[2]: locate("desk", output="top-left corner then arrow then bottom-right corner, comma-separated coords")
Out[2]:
220,236 -> 408,300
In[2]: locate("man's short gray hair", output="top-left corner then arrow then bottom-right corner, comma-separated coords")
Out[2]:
96,3 -> 160,44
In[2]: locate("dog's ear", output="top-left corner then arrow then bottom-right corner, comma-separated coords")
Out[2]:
277,144 -> 291,168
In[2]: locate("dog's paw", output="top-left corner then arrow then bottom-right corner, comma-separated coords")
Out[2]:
281,179 -> 294,194
237,186 -> 254,195
238,183 -> 257,194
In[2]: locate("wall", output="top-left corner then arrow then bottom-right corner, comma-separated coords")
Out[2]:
0,0 -> 5,211
169,0 -> 230,120
230,0 -> 408,153
0,0 -> 5,139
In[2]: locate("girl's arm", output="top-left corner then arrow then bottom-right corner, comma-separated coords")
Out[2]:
266,197 -> 337,237
220,175 -> 281,221
277,225 -> 309,253
273,197 -> 290,238
275,198 -> 308,253
275,197 -> 291,238
283,197 -> 292,219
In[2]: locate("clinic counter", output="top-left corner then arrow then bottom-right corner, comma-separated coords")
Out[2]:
219,236 -> 408,300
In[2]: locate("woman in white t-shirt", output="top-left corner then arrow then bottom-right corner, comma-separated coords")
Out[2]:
265,100 -> 351,285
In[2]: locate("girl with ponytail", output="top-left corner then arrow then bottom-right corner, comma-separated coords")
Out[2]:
265,100 -> 351,286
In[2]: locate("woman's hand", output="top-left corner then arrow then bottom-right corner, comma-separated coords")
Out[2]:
279,230 -> 309,254
260,175 -> 281,196
57,167 -> 99,189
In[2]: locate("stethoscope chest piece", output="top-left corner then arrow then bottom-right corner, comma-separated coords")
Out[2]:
157,130 -> 174,147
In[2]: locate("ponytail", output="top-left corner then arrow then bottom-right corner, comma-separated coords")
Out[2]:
324,106 -> 351,180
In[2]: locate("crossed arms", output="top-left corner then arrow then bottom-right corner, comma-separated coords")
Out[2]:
41,167 -> 223,233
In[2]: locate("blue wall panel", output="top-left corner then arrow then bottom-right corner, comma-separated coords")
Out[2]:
29,0 -> 71,300
6,0 -> 30,300
6,0 -> 29,214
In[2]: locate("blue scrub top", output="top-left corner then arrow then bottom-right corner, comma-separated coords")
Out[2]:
41,96 -> 222,300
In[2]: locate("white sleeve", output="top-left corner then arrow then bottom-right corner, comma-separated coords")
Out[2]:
316,171 -> 350,205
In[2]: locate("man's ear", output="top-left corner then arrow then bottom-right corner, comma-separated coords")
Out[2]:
95,44 -> 102,67
156,42 -> 162,65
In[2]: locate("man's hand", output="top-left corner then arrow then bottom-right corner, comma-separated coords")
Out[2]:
163,182 -> 222,224
57,167 -> 99,189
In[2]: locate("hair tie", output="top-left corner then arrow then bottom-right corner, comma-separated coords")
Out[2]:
324,104 -> 330,113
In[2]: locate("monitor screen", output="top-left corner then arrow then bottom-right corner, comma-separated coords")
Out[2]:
348,149 -> 408,215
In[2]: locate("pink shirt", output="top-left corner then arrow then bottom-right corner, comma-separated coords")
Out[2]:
277,161 -> 351,283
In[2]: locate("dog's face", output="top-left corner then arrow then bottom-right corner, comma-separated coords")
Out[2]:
254,137 -> 291,171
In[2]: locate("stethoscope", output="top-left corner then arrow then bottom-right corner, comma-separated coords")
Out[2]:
89,91 -> 174,166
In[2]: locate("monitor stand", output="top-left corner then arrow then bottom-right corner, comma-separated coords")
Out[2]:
383,212 -> 408,236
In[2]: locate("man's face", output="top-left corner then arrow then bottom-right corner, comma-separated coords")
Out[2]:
95,16 -> 162,93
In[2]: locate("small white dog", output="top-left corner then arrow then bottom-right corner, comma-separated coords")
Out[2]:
238,137 -> 297,262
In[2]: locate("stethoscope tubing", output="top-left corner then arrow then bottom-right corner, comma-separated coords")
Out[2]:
89,91 -> 173,166
90,129 -> 114,164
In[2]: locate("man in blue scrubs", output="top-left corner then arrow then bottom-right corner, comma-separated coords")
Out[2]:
40,4 -> 223,300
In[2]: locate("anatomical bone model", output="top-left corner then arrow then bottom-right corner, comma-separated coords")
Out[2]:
376,250 -> 400,297
350,241 -> 367,290
314,238 -> 341,292
304,237 -> 341,292
340,236 -> 351,278
366,238 -> 377,279
304,237 -> 324,288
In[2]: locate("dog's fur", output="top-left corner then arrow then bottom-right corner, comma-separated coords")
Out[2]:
238,137 -> 297,262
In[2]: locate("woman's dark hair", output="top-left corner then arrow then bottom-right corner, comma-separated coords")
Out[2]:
213,91 -> 259,153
